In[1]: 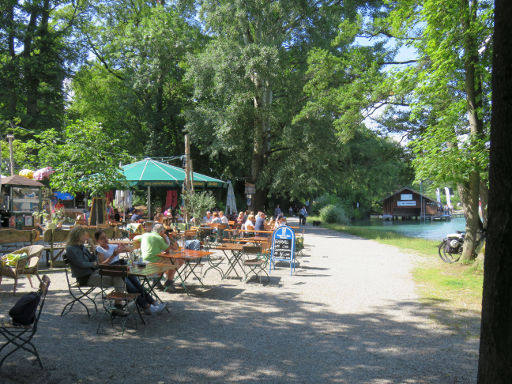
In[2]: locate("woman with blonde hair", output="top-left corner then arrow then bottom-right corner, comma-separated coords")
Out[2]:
65,226 -> 124,291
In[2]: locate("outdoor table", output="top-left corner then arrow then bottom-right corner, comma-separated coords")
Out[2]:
211,243 -> 245,279
158,250 -> 213,293
44,242 -> 66,267
128,262 -> 171,312
228,237 -> 270,244
110,239 -> 133,245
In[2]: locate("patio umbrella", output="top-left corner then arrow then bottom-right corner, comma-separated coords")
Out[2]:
121,158 -> 227,217
226,181 -> 237,215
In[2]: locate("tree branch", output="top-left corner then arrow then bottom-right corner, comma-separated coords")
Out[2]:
85,34 -> 125,81
382,60 -> 417,65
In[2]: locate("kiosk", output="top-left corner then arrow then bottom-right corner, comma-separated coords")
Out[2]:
0,175 -> 43,229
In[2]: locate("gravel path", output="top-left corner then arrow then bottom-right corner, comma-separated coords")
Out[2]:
0,220 -> 480,383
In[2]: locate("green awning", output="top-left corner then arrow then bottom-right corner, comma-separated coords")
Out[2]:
121,158 -> 226,188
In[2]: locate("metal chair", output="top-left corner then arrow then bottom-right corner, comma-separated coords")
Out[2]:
96,265 -> 143,335
60,263 -> 99,318
0,245 -> 44,295
0,275 -> 50,369
242,242 -> 271,284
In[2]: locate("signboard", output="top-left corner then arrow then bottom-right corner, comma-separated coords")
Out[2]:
397,201 -> 416,207
270,225 -> 296,275
245,182 -> 255,195
400,193 -> 413,200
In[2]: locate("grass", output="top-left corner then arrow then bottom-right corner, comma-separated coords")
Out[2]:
309,215 -> 483,315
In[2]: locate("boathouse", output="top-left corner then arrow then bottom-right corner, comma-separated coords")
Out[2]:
382,187 -> 438,220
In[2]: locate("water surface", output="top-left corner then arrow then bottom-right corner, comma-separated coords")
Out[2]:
352,217 -> 466,241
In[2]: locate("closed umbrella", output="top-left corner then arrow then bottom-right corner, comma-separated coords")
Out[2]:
226,181 -> 237,215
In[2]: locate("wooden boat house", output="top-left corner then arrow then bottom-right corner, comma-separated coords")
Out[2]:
382,187 -> 438,220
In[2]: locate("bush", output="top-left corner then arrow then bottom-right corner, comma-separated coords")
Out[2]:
319,204 -> 350,225
312,193 -> 342,215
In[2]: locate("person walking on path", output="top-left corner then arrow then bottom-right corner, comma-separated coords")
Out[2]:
299,206 -> 308,226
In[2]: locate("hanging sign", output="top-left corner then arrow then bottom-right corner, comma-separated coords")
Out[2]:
270,225 -> 296,275
397,201 -> 416,207
245,182 -> 255,195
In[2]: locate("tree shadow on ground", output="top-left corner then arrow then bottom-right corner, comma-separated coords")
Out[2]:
0,282 -> 479,384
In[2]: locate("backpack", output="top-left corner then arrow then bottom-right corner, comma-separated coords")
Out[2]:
185,240 -> 201,250
9,291 -> 41,326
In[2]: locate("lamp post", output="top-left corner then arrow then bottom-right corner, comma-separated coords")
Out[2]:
6,134 -> 14,176
420,179 -> 424,222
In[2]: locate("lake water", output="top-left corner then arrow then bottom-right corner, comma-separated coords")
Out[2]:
352,217 -> 466,241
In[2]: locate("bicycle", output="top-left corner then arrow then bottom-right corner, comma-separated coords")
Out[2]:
438,229 -> 486,263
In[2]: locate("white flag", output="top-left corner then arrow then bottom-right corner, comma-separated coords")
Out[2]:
436,188 -> 441,204
445,187 -> 452,209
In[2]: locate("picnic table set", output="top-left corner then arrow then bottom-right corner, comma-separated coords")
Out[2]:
0,221 -> 303,367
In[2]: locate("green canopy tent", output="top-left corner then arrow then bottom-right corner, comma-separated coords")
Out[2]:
121,158 -> 226,218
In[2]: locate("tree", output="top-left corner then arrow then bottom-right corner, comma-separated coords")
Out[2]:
477,0 -> 512,381
28,120 -> 130,196
185,1 -> 353,210
69,1 -> 202,157
0,0 -> 84,133
385,0 -> 493,262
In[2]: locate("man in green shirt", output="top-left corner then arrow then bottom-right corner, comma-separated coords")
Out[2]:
134,223 -> 182,288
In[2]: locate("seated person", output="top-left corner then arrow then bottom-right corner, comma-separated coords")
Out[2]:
202,211 -> 212,224
65,227 -> 126,315
134,223 -> 184,290
154,212 -> 164,223
236,212 -> 245,228
130,209 -> 142,222
244,214 -> 256,234
143,221 -> 154,233
210,212 -> 222,224
274,215 -> 287,229
219,211 -> 229,225
94,230 -> 164,315
254,211 -> 266,232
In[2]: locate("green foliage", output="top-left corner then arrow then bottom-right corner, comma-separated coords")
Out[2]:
0,1 -> 86,133
69,2 -> 203,157
182,190 -> 216,225
311,194 -> 342,215
382,0 -> 493,185
28,120 -> 130,196
319,204 -> 350,225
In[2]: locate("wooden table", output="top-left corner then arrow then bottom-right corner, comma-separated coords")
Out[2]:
158,250 -> 213,293
211,243 -> 245,279
128,262 -> 173,312
44,243 -> 66,267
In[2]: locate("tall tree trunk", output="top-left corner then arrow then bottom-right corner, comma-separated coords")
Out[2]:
23,4 -> 41,127
477,0 -> 512,381
458,172 -> 480,262
6,2 -> 18,118
460,0 -> 485,262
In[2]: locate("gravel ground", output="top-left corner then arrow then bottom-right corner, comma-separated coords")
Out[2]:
0,219 -> 480,383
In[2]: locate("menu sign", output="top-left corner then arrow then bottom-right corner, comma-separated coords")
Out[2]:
271,225 -> 295,261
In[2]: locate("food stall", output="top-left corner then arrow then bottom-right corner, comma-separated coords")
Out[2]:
0,175 -> 44,229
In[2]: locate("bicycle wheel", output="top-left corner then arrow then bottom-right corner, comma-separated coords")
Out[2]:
438,240 -> 450,262
438,240 -> 461,263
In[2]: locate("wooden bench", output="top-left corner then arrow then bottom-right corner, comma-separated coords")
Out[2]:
0,229 -> 41,255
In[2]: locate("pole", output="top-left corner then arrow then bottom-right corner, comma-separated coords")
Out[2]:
185,134 -> 194,192
420,180 -> 423,222
147,185 -> 151,220
0,138 -> 2,198
6,134 -> 14,176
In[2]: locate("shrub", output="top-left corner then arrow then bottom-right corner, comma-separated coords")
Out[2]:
319,204 -> 350,225
312,193 -> 342,215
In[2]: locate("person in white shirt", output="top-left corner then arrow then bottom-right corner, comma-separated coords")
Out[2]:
94,230 -> 165,315
219,211 -> 229,225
